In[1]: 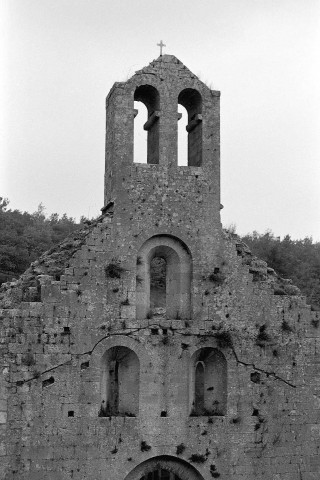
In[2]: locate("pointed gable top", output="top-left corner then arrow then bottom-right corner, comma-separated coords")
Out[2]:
134,54 -> 198,80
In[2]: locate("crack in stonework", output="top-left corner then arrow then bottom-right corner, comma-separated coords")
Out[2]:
231,347 -> 296,388
10,327 -> 296,389
11,331 -> 142,385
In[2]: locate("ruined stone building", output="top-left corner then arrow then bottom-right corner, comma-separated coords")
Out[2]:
0,55 -> 319,480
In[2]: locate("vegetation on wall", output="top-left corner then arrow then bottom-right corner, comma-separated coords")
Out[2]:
0,197 -> 319,310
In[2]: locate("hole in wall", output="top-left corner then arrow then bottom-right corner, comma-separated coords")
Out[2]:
42,376 -> 55,388
250,372 -> 261,384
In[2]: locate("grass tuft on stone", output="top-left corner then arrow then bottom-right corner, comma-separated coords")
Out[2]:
105,263 -> 123,279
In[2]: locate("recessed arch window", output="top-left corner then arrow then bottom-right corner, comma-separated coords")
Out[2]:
134,85 -> 160,164
178,89 -> 202,167
136,235 -> 192,320
100,346 -> 139,417
190,348 -> 227,416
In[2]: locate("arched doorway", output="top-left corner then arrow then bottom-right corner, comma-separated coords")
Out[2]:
124,456 -> 204,480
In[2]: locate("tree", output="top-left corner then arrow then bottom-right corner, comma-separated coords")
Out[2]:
242,231 -> 320,309
0,199 -> 81,284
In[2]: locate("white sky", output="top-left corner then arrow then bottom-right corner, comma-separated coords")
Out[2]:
1,0 -> 319,239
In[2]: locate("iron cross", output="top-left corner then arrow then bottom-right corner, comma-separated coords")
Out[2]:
157,40 -> 166,56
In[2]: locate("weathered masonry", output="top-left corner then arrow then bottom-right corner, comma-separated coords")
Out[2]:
0,55 -> 319,480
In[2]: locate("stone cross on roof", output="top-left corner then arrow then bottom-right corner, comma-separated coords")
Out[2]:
157,40 -> 166,56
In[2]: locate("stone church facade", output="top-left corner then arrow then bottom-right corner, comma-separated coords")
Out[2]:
0,55 -> 319,480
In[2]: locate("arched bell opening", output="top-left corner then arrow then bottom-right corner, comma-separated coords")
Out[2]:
178,89 -> 202,167
134,85 -> 160,164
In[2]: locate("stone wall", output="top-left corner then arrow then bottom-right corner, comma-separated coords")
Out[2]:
0,219 -> 319,480
0,55 -> 319,480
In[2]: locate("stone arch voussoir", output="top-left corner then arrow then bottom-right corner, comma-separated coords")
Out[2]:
123,455 -> 205,480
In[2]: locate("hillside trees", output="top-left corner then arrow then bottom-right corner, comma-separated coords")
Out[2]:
0,198 -> 82,284
0,197 -> 319,309
242,231 -> 320,309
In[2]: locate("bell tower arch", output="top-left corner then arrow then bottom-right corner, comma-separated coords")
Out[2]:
103,54 -> 223,272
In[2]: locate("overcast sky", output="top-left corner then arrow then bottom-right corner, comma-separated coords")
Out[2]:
1,0 -> 319,240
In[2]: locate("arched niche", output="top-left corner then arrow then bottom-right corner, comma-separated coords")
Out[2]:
124,456 -> 205,480
178,89 -> 202,167
136,235 -> 192,320
190,347 -> 227,416
100,346 -> 140,417
134,85 -> 160,165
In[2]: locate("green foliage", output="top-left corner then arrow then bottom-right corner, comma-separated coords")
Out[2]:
208,269 -> 225,285
98,403 -> 107,417
242,231 -> 320,309
176,443 -> 186,455
231,416 -> 241,424
150,256 -> 166,289
256,325 -> 271,346
189,453 -> 207,463
21,352 -> 35,366
105,263 -> 123,279
210,465 -> 221,478
0,198 -> 81,284
140,440 -> 151,452
281,320 -> 293,333
214,330 -> 233,349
